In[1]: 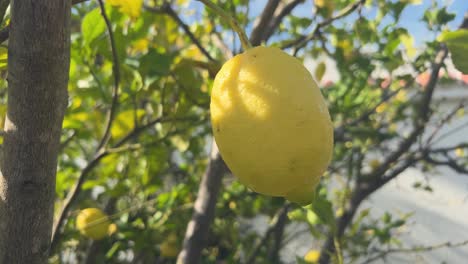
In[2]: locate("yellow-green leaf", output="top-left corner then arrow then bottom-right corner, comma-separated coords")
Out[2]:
111,109 -> 146,139
315,62 -> 326,82
81,8 -> 106,44
0,46 -> 7,70
400,34 -> 416,58
107,0 -> 143,18
402,0 -> 422,5
438,29 -> 468,73
170,135 -> 190,152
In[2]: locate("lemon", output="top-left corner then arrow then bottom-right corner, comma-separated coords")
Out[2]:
369,159 -> 381,171
210,46 -> 333,205
76,208 -> 111,240
304,249 -> 321,263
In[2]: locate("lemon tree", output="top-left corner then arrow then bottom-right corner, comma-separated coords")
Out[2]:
1,0 -> 463,263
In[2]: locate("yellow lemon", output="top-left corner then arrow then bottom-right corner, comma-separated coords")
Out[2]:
107,223 -> 118,236
369,159 -> 381,171
210,46 -> 333,205
304,249 -> 321,263
76,208 -> 111,240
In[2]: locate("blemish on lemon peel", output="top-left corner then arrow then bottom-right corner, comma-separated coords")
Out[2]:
210,46 -> 334,205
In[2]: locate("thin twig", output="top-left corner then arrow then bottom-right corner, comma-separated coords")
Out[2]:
263,0 -> 305,43
334,85 -> 407,142
249,0 -> 280,46
422,154 -> 468,174
72,0 -> 89,4
145,4 -> 215,62
245,204 -> 290,264
362,240 -> 468,264
430,119 -> 468,146
425,101 -> 465,145
428,142 -> 468,153
95,0 -> 121,151
197,0 -> 252,50
51,3 -> 124,242
59,131 -> 77,152
211,30 -> 234,58
282,0 -> 366,50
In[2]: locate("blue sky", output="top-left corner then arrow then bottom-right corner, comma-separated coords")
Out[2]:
399,0 -> 467,44
187,0 -> 467,48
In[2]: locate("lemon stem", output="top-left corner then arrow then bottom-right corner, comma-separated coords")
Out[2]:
197,0 -> 252,50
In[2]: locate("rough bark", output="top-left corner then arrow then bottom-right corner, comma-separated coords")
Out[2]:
0,0 -> 70,263
176,143 -> 228,264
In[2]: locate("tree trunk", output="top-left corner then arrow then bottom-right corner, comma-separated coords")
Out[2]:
177,143 -> 228,264
0,0 -> 70,263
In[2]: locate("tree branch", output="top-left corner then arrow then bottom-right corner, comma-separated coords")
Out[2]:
428,142 -> 468,153
249,0 -> 281,46
177,143 -> 228,264
72,0 -> 89,4
51,1 -> 123,247
422,154 -> 468,175
282,0 -> 366,50
362,239 -> 468,264
263,0 -> 305,43
145,4 -> 216,62
267,204 -> 289,262
246,204 -> 290,264
334,85 -> 408,143
425,101 -> 465,145
95,0 -> 121,151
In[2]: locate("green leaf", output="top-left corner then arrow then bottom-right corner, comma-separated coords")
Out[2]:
106,242 -> 121,258
402,0 -> 421,4
0,46 -> 7,70
111,109 -> 146,139
306,194 -> 336,230
438,30 -> 468,73
287,208 -> 306,221
436,7 -> 456,25
107,0 -> 143,18
315,62 -> 326,82
82,8 -> 106,44
170,135 -> 190,152
306,210 -> 320,225
139,49 -> 174,78
399,33 -> 416,58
